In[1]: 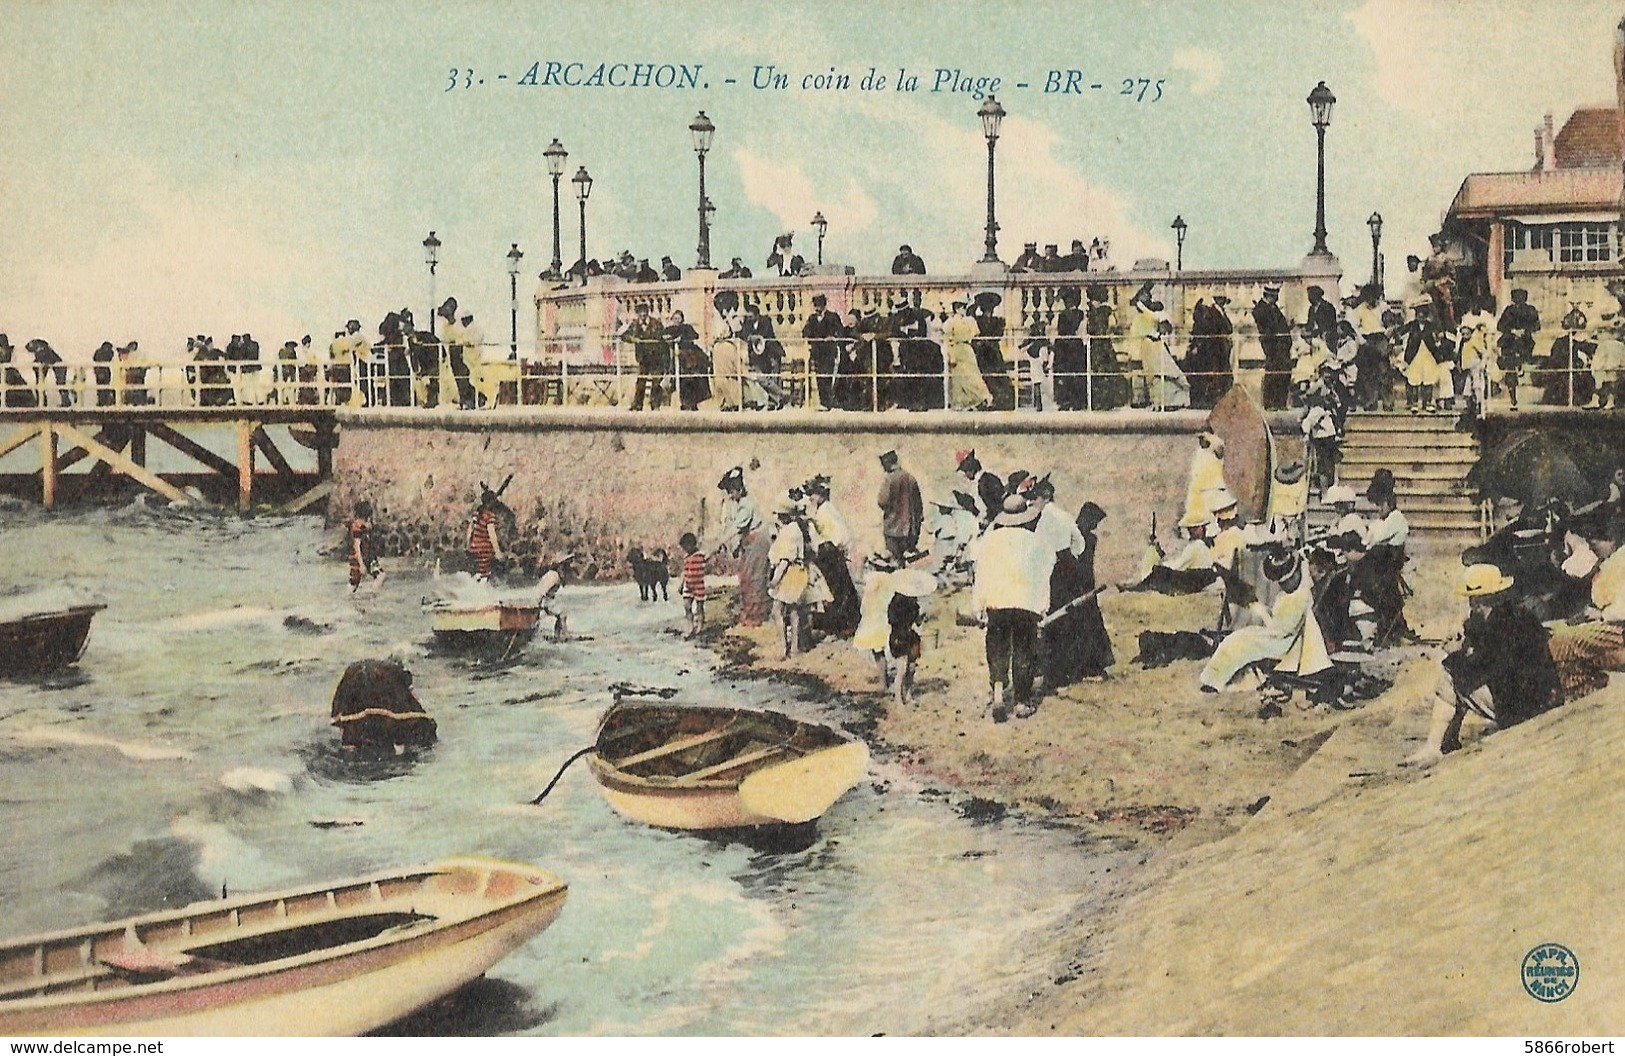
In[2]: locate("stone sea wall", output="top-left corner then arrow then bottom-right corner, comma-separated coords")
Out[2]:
330,408 -> 1261,583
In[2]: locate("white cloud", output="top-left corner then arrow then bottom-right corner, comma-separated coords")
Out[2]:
733,148 -> 880,243
1171,47 -> 1223,96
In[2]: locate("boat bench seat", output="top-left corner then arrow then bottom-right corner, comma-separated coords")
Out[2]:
613,724 -> 739,768
677,743 -> 789,783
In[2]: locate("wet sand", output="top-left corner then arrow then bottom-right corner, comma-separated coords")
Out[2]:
714,540 -> 1625,1035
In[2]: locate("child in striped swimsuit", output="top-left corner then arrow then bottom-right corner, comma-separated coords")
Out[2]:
679,532 -> 707,638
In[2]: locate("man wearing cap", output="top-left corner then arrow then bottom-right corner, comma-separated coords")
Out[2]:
660,256 -> 681,282
1496,288 -> 1540,411
1012,242 -> 1043,273
971,495 -> 1055,721
1403,564 -> 1562,767
1253,284 -> 1293,409
719,257 -> 753,279
1200,544 -> 1331,691
891,245 -> 926,276
802,294 -> 843,410
1038,244 -> 1064,273
877,450 -> 924,562
1304,285 -> 1338,346
618,302 -> 671,412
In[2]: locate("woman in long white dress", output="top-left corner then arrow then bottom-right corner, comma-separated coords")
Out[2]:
943,301 -> 990,410
710,292 -> 746,410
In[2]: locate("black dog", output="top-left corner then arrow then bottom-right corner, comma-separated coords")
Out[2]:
1132,629 -> 1217,669
627,547 -> 670,602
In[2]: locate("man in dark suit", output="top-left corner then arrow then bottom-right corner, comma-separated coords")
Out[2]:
660,256 -> 681,281
802,293 -> 843,409
891,244 -> 926,276
1304,285 -> 1338,345
1253,284 -> 1292,409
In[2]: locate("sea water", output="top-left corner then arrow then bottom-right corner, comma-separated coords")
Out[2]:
0,501 -> 1129,1036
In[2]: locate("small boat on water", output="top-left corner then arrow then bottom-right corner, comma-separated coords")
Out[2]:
0,604 -> 105,677
586,702 -> 869,831
0,856 -> 567,1037
429,603 -> 543,658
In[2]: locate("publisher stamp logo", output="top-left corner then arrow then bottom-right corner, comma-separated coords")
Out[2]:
1522,943 -> 1579,1002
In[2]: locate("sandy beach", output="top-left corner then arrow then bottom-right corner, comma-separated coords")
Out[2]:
713,538 -> 1625,1035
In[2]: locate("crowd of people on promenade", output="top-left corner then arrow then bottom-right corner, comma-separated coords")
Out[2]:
0,296 -> 523,412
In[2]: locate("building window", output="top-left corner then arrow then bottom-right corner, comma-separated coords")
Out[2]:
1557,222 -> 1613,264
1504,223 -> 1554,271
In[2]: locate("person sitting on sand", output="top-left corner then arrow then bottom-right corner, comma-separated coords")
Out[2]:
1402,564 -> 1563,768
1199,544 -> 1331,692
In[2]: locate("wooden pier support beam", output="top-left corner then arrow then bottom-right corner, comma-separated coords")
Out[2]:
40,423 -> 57,510
236,420 -> 254,511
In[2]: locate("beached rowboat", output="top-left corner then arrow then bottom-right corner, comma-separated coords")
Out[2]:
0,856 -> 567,1037
0,605 -> 105,677
587,703 -> 869,831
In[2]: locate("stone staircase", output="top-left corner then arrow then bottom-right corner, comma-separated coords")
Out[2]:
1324,412 -> 1485,542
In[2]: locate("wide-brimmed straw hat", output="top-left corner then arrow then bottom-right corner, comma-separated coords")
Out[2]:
1323,484 -> 1357,506
994,495 -> 1039,527
1458,564 -> 1514,598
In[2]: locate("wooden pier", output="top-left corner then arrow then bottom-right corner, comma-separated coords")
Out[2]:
0,407 -> 337,513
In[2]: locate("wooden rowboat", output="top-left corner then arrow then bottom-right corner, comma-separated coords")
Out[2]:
587,703 -> 869,831
0,856 -> 567,1037
430,603 -> 542,657
0,604 -> 105,678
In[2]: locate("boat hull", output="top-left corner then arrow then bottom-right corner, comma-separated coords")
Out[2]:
0,857 -> 567,1037
430,606 -> 541,657
0,605 -> 104,677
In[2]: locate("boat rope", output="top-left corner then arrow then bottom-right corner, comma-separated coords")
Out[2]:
528,745 -> 596,805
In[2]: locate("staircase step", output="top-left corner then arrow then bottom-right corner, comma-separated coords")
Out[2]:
1332,461 -> 1475,477
1338,430 -> 1478,448
1345,412 -> 1473,430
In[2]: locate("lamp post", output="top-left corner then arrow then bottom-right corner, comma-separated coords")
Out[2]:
544,139 -> 568,278
422,231 -> 441,336
978,96 -> 1006,265
1171,215 -> 1188,271
1307,80 -> 1336,258
689,111 -> 716,269
1367,211 -> 1383,288
572,166 -> 593,279
506,243 -> 523,357
811,211 -> 827,267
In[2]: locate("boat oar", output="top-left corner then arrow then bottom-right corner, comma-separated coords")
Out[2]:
1037,584 -> 1113,630
528,745 -> 596,806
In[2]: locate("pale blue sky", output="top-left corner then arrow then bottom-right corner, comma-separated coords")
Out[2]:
2,0 -> 1620,356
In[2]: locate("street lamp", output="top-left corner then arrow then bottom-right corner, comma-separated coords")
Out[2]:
978,95 -> 1007,265
422,231 -> 441,336
506,242 -> 524,357
1307,80 -> 1336,258
689,111 -> 716,269
544,138 -> 568,278
1171,215 -> 1188,271
572,166 -> 593,280
811,211 -> 828,267
1366,211 -> 1383,288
